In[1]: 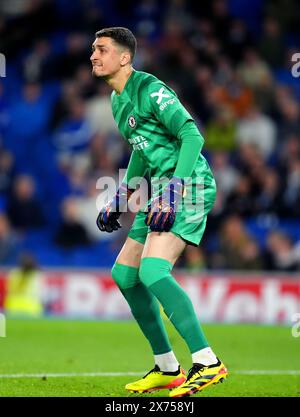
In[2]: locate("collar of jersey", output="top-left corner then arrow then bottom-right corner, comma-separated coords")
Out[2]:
114,68 -> 136,100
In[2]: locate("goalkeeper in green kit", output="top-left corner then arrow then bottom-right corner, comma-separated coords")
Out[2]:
91,27 -> 228,397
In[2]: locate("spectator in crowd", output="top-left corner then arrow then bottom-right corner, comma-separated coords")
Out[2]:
204,106 -> 237,151
276,97 -> 300,139
52,97 -> 93,165
212,215 -> 264,270
278,134 -> 300,179
282,158 -> 300,217
210,0 -> 233,40
6,175 -> 45,230
75,177 -> 120,242
7,82 -> 50,146
55,33 -> 90,80
192,65 -> 215,123
85,83 -> 119,135
0,81 -> 9,136
213,71 -> 254,118
264,231 -> 300,271
210,151 -> 239,198
225,19 -> 253,63
4,252 -> 43,317
0,213 -> 18,264
73,64 -> 97,99
236,104 -> 277,159
235,142 -> 265,176
22,38 -> 57,82
265,0 -> 300,33
239,48 -> 270,85
225,175 -> 254,218
87,132 -> 124,177
133,0 -> 162,39
237,48 -> 274,111
254,168 -> 283,216
51,80 -> 81,129
183,246 -> 207,272
54,196 -> 91,249
0,148 -> 14,194
259,17 -> 284,68
67,162 -> 91,197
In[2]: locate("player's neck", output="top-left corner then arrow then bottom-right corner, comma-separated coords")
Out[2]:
106,66 -> 134,95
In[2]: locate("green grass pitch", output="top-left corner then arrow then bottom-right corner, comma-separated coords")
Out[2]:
0,318 -> 299,397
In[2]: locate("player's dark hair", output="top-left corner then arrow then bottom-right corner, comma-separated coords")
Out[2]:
95,27 -> 137,62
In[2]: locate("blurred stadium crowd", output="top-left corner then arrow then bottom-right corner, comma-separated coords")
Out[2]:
0,0 -> 300,271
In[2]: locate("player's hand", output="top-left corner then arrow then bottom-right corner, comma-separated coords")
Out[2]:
145,177 -> 184,232
96,183 -> 134,233
96,205 -> 122,233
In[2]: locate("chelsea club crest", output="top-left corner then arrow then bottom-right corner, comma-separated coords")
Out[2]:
128,115 -> 136,128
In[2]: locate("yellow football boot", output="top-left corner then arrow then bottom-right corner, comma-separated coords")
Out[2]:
125,365 -> 186,393
169,359 -> 228,397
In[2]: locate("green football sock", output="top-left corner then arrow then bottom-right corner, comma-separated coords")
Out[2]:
139,257 -> 209,353
111,263 -> 172,355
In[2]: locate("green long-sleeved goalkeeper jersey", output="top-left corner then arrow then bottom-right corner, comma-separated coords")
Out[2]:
111,69 -> 213,182
111,69 -> 217,246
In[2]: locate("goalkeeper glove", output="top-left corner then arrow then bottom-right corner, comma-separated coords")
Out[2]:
145,176 -> 184,232
97,183 -> 134,233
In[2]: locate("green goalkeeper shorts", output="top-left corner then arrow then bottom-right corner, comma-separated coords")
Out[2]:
128,176 -> 217,247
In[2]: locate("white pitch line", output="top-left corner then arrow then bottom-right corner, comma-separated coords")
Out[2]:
235,370 -> 300,375
0,370 -> 300,379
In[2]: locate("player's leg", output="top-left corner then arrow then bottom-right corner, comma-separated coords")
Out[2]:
112,236 -> 172,356
140,231 -> 211,354
111,236 -> 185,392
139,231 -> 228,397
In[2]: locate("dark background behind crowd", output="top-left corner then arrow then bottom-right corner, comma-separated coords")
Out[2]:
0,0 -> 300,272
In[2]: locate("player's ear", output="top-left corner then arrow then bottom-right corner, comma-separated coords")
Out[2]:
120,50 -> 131,66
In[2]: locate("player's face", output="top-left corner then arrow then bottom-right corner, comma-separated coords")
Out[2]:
90,37 -> 125,78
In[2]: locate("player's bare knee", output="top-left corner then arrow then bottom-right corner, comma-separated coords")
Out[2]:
115,237 -> 144,268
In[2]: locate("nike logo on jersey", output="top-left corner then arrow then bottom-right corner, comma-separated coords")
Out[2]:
150,87 -> 170,104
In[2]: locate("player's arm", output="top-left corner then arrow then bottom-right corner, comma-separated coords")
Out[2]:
123,149 -> 148,189
147,80 -> 205,176
97,150 -> 147,233
174,120 -> 204,177
114,149 -> 148,212
145,81 -> 205,231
